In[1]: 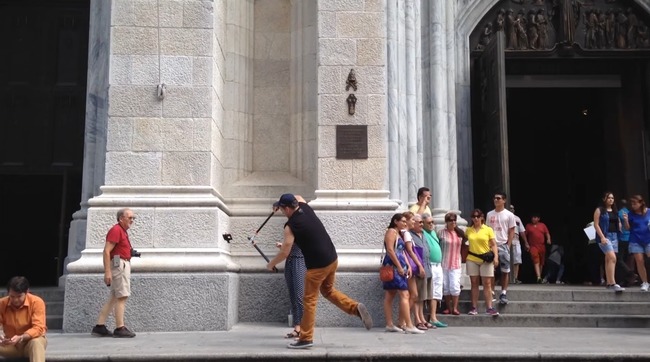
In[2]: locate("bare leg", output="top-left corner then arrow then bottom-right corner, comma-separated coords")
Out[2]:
96,296 -> 117,325
604,251 -> 617,285
114,297 -> 128,328
383,290 -> 397,327
634,253 -> 648,283
482,276 -> 493,309
451,295 -> 460,313
397,290 -> 415,328
470,276 -> 480,310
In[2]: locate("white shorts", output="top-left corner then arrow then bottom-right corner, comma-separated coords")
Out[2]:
429,263 -> 443,300
442,268 -> 462,296
512,243 -> 522,265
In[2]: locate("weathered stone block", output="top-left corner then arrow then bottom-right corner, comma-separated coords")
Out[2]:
318,11 -> 337,38
161,151 -> 211,186
352,158 -> 385,189
153,208 -> 220,247
106,117 -> 133,151
193,56 -> 212,85
318,0 -> 363,11
367,94 -> 386,125
319,158 -> 354,189
160,28 -> 212,56
183,0 -> 214,29
318,125 -> 336,158
357,38 -> 384,66
162,86 -> 212,118
161,118 -> 194,151
367,124 -> 386,158
161,56 -> 192,85
110,55 -> 131,84
109,85 -> 161,117
353,66 -> 385,94
318,66 -> 343,94
105,152 -> 162,186
254,0 -> 290,33
131,55 -> 160,84
337,12 -> 384,38
158,0 -> 183,28
253,59 -> 289,87
133,118 -> 163,151
111,27 -> 159,55
112,0 -> 158,27
364,0 -> 384,12
319,38 -> 356,65
193,118 -> 212,151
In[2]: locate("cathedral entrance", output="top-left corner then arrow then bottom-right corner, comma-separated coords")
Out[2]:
0,0 -> 89,286
469,0 -> 650,283
472,56 -> 650,284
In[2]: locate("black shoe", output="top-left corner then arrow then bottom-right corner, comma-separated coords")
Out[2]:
113,326 -> 136,338
91,325 -> 112,337
357,303 -> 373,330
287,340 -> 314,349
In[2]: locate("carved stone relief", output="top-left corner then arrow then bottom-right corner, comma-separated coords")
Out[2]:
471,0 -> 650,52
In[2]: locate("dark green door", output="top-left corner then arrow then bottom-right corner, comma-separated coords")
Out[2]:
0,0 -> 89,286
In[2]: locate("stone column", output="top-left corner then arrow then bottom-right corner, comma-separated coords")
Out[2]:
386,0 -> 422,208
62,0 -> 110,278
424,0 -> 451,221
64,0 -> 236,333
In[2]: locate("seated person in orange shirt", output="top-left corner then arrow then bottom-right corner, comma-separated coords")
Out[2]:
0,276 -> 47,362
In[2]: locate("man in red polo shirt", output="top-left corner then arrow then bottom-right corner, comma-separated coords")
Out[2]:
525,213 -> 552,283
91,208 -> 137,338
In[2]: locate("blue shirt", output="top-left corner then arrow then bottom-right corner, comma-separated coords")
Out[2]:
618,207 -> 630,242
628,210 -> 650,246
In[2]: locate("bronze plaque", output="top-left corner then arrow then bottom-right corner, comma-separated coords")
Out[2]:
336,125 -> 368,159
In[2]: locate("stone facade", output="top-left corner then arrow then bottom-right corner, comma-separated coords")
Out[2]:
63,0 -> 650,332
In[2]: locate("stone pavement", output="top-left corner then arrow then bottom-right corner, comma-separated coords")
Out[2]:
42,323 -> 650,361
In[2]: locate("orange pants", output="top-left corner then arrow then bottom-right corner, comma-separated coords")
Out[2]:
299,259 -> 360,342
530,245 -> 546,269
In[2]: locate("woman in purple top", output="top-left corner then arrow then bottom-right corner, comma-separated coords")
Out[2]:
622,194 -> 650,292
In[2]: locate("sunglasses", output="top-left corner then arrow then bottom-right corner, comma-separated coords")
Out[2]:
493,196 -> 503,200
471,215 -> 480,218
446,219 -> 457,222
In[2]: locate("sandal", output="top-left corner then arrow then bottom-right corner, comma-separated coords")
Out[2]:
285,329 -> 300,339
452,309 -> 461,316
442,309 -> 451,315
416,323 -> 428,330
425,322 -> 434,329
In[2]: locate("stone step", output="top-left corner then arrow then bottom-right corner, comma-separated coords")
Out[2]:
456,287 -> 650,302
47,315 -> 63,330
436,313 -> 650,328
448,300 -> 650,315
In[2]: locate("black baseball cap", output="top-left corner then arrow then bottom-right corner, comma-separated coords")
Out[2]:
273,193 -> 297,207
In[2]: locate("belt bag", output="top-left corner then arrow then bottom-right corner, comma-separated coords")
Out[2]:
468,250 -> 495,263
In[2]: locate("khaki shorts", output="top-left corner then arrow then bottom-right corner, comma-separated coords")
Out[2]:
466,260 -> 494,277
416,276 -> 433,302
111,259 -> 131,298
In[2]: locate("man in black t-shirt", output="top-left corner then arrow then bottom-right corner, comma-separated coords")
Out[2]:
267,193 -> 373,349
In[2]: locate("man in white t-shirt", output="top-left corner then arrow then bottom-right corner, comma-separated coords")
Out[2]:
486,192 -> 516,305
509,205 -> 528,284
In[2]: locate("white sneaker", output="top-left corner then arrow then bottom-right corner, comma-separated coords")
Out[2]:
385,325 -> 402,333
403,326 -> 425,334
641,282 -> 650,292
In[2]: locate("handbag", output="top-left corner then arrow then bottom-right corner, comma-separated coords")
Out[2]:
379,264 -> 394,282
468,250 -> 495,263
379,234 -> 399,282
410,245 -> 424,275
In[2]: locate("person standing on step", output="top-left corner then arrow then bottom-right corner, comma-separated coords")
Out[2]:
409,213 -> 433,331
509,205 -> 528,284
486,192 -> 516,305
437,212 -> 464,320
622,194 -> 650,292
267,194 -> 373,349
593,191 -> 624,293
91,208 -> 137,338
422,213 -> 447,328
525,212 -> 552,284
409,187 -> 432,216
0,276 -> 47,362
466,209 -> 500,316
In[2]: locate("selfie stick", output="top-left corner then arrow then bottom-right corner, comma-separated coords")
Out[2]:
248,211 -> 277,272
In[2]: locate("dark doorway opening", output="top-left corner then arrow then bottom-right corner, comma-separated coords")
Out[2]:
507,87 -> 617,284
0,0 -> 89,286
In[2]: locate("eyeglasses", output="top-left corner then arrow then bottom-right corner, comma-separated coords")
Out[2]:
127,217 -> 136,220
493,196 -> 503,200
471,215 -> 480,218
418,221 -> 423,224
424,221 -> 434,224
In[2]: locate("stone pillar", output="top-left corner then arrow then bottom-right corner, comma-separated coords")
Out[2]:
62,0 -> 110,280
425,0 -> 450,221
386,0 -> 422,208
64,0 -> 237,333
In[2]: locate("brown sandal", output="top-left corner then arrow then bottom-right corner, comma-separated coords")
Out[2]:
285,329 -> 300,338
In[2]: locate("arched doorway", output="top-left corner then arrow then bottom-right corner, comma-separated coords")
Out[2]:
469,0 -> 650,284
0,0 -> 89,286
